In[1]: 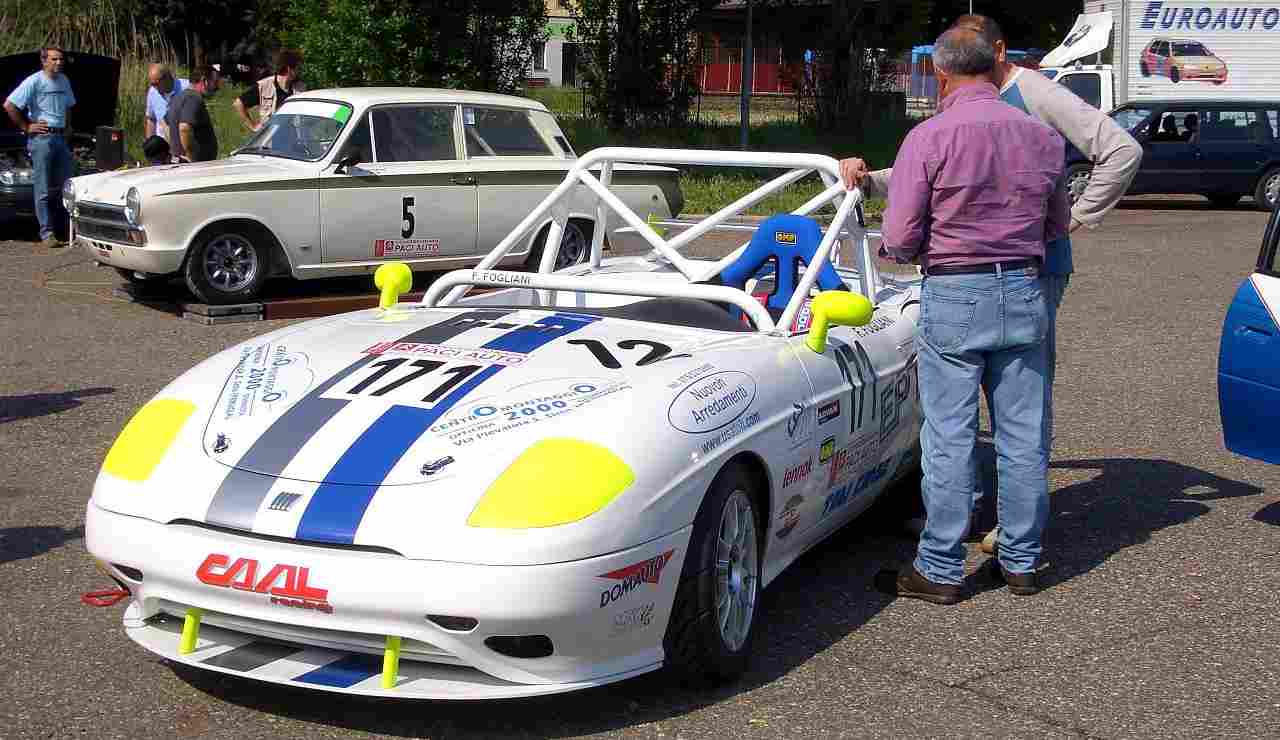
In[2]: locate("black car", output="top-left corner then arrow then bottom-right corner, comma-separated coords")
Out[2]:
0,51 -> 119,223
1065,99 -> 1280,211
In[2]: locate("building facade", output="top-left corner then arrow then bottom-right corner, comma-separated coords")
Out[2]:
527,0 -> 583,88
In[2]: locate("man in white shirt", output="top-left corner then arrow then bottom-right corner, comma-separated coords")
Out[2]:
145,63 -> 188,145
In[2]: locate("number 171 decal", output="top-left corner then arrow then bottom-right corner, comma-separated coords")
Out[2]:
323,359 -> 483,407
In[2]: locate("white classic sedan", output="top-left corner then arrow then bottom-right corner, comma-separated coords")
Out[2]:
64,88 -> 683,304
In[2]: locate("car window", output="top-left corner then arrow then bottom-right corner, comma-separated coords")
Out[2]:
336,115 -> 372,163
1202,109 -> 1266,143
239,100 -> 353,161
463,107 -> 552,157
1172,41 -> 1210,56
1058,73 -> 1102,109
371,105 -> 457,163
1268,111 -> 1280,140
1111,107 -> 1153,133
1041,69 -> 1060,81
1145,110 -> 1198,143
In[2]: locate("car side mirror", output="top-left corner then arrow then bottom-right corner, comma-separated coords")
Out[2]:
334,153 -> 360,174
805,290 -> 874,354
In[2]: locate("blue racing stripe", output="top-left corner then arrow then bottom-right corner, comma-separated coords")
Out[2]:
295,312 -> 599,544
294,653 -> 381,688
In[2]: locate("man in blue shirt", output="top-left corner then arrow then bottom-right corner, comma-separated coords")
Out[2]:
145,63 -> 188,145
4,45 -> 76,247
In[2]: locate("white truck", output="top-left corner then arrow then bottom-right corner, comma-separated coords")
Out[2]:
1040,1 -> 1280,111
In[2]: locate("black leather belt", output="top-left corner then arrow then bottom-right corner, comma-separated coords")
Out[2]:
926,258 -> 1038,277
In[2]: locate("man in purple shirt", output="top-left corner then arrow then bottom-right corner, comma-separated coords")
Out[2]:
874,27 -> 1069,604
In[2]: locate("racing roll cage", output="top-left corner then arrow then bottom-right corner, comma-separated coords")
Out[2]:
422,148 -> 893,335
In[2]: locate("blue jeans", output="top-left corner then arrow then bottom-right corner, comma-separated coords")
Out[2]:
914,267 -> 1050,584
30,134 -> 72,240
973,271 -> 1070,504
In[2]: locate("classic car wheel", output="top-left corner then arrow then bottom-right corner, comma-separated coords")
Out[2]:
1207,194 -> 1242,208
1139,59 -> 1150,77
526,220 -> 591,271
663,462 -> 762,684
1254,168 -> 1280,211
184,224 -> 271,304
1065,164 -> 1093,205
1170,67 -> 1180,83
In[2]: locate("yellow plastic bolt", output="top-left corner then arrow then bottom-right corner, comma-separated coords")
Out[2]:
381,635 -> 402,689
805,290 -> 874,353
179,607 -> 203,655
647,212 -> 668,238
374,262 -> 413,309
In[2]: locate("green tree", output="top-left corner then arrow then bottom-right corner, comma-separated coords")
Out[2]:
568,0 -> 720,128
279,0 -> 546,92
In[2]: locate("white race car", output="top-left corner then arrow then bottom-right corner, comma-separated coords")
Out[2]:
86,148 -> 923,700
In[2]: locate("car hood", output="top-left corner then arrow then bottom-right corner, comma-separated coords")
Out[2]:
73,156 -> 306,203
1177,56 -> 1224,67
92,305 -> 775,562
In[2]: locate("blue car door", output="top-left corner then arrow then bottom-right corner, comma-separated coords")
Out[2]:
1218,206 -> 1280,463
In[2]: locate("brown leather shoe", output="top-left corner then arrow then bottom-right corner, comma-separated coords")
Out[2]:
874,565 -> 962,605
984,558 -> 1050,596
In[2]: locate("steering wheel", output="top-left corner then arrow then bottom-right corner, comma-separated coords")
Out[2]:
717,214 -> 846,318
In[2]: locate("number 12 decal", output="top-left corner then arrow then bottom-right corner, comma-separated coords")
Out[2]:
568,339 -> 688,369
346,358 -> 480,403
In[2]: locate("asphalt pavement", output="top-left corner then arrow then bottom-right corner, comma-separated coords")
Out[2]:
1,197 -> 1278,739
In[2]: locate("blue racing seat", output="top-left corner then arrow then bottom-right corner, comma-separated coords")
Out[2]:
718,213 -> 846,317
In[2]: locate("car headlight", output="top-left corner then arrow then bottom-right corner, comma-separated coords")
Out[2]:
467,438 -> 634,528
0,168 -> 33,186
124,187 -> 142,226
62,179 -> 76,211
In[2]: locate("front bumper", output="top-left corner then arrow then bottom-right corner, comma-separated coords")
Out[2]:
86,502 -> 690,699
73,200 -> 186,275
0,184 -> 34,217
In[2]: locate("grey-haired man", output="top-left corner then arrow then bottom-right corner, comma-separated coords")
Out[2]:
842,14 -> 1142,569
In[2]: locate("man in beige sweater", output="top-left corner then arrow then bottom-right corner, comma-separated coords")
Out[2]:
842,14 -> 1142,558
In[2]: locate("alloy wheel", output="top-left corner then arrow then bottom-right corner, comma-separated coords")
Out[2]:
1067,170 -> 1091,204
715,489 -> 758,652
203,233 -> 259,293
555,223 -> 588,270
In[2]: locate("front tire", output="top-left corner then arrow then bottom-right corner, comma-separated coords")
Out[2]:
525,220 -> 591,271
1170,66 -> 1180,83
663,463 -> 762,685
1254,167 -> 1280,211
183,223 -> 271,304
1065,164 -> 1093,205
1139,59 -> 1150,77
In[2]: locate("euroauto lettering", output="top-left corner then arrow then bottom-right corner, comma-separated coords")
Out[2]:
1141,2 -> 1280,31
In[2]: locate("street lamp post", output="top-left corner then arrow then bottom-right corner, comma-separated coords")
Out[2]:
739,0 -> 754,149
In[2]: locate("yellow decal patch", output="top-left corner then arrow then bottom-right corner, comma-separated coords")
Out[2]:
468,438 -> 635,528
775,231 -> 798,245
102,399 -> 197,482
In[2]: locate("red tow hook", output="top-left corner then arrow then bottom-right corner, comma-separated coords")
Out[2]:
81,589 -> 130,607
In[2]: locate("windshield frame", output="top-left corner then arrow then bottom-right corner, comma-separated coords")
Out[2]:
232,97 -> 356,163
